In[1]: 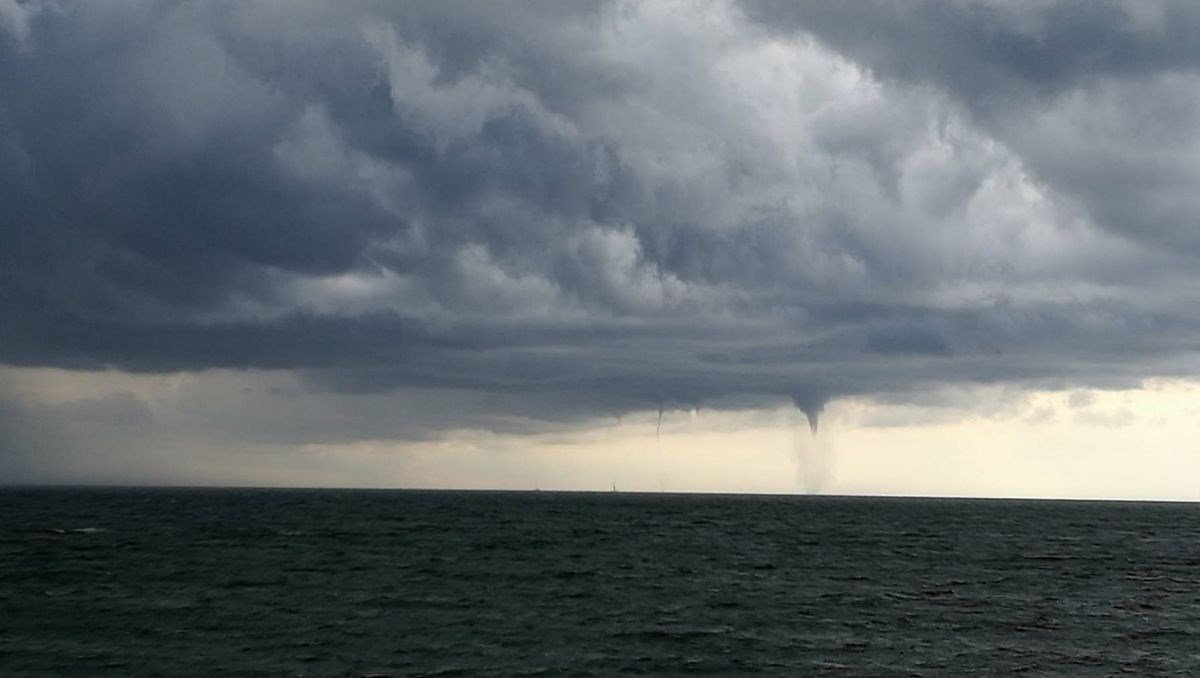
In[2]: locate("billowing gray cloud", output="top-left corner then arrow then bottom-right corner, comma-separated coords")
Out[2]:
3,0 -> 1200,441
742,0 -> 1200,254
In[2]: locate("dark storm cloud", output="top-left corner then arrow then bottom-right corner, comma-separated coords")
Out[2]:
742,1 -> 1200,108
741,0 -> 1200,254
3,0 -> 1200,434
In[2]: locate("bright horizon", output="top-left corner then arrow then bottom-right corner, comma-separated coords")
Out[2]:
7,366 -> 1200,501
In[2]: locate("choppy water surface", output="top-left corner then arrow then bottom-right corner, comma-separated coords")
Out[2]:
3,489 -> 1200,676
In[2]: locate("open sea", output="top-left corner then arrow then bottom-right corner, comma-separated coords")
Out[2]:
3,488 -> 1200,676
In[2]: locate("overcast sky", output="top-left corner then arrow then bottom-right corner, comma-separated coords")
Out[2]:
4,0 -> 1200,496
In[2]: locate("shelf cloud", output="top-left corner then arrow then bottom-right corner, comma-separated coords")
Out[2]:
4,0 -> 1200,445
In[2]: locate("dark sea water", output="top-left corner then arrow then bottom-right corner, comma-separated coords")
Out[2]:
3,489 -> 1200,676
